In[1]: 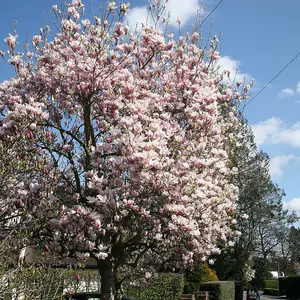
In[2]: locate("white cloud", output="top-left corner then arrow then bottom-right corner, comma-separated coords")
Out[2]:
278,88 -> 294,98
217,56 -> 251,83
296,81 -> 300,95
251,117 -> 282,146
269,154 -> 295,178
283,197 -> 300,214
126,6 -> 150,31
276,82 -> 300,99
126,0 -> 203,30
252,119 -> 300,178
251,117 -> 300,148
164,0 -> 203,26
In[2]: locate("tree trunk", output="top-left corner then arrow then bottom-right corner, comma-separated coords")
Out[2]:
99,258 -> 116,300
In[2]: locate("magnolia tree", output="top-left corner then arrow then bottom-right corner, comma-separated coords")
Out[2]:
0,1 -> 251,299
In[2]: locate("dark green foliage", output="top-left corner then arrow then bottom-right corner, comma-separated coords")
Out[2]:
289,227 -> 300,274
124,273 -> 184,300
278,277 -> 286,296
264,280 -> 279,289
234,281 -> 243,300
285,276 -> 300,298
263,288 -> 280,296
200,281 -> 234,300
184,263 -> 218,294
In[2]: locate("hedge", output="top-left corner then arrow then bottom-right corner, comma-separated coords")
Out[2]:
285,275 -> 300,298
200,281 -> 234,300
263,288 -> 280,296
234,281 -> 243,300
278,277 -> 286,296
124,273 -> 184,300
264,279 -> 279,290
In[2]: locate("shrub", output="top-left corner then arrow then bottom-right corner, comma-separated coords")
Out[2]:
124,273 -> 184,300
285,275 -> 300,298
278,277 -> 286,296
264,279 -> 279,289
200,281 -> 234,300
263,288 -> 280,296
184,263 -> 218,294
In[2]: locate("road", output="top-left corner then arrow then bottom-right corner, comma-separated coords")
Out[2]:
260,295 -> 284,300
244,292 -> 292,300
259,296 -> 300,300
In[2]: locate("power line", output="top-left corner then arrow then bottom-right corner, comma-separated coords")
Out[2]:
246,51 -> 300,106
193,0 -> 224,33
189,0 -> 300,108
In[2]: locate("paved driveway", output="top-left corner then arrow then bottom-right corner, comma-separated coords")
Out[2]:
244,292 -> 290,300
259,297 -> 300,300
259,295 -> 284,300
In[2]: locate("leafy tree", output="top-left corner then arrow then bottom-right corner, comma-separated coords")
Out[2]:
214,117 -> 295,287
0,1 -> 251,299
214,119 -> 271,282
273,225 -> 300,276
252,186 -> 298,286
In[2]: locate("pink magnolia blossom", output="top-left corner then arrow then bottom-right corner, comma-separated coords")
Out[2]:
4,34 -> 17,51
120,3 -> 130,14
81,19 -> 90,27
176,17 -> 183,25
108,2 -> 117,10
68,6 -> 77,15
32,35 -> 41,46
72,0 -> 84,8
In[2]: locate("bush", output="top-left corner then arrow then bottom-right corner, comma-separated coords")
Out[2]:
278,277 -> 286,296
264,279 -> 279,289
124,273 -> 184,300
184,263 -> 218,293
200,281 -> 234,300
285,275 -> 300,298
263,288 -> 280,296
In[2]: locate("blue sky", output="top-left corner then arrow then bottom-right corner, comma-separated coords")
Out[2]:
1,0 -> 300,217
